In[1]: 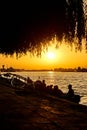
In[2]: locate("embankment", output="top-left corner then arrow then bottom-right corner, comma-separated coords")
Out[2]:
0,84 -> 87,130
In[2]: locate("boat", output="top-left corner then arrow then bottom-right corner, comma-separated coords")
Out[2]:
64,94 -> 81,103
0,72 -> 27,88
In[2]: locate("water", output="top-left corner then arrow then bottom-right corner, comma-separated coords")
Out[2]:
12,71 -> 87,106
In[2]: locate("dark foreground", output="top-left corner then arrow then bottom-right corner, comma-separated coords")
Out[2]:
0,84 -> 87,130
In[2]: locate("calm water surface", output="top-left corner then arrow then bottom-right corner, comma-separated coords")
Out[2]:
13,71 -> 87,106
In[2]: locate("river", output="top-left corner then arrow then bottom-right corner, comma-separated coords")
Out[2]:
12,71 -> 87,106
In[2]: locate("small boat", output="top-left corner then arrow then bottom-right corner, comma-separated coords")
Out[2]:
65,94 -> 81,103
0,72 -> 27,88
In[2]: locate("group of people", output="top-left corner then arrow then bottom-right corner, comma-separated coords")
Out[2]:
10,75 -> 80,103
26,76 -> 75,98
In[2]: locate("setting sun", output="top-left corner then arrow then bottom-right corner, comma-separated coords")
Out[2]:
46,52 -> 55,59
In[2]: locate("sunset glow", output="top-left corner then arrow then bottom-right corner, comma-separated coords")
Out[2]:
0,41 -> 87,70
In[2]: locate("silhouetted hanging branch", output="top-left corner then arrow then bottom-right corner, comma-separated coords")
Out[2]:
84,0 -> 87,50
0,0 -> 86,56
64,0 -> 86,51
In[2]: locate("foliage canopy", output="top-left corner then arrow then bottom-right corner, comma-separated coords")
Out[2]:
0,0 -> 86,56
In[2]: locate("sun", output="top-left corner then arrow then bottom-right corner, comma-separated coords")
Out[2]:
42,44 -> 62,65
47,52 -> 55,59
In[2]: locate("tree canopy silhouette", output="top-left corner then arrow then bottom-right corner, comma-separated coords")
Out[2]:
0,0 -> 86,56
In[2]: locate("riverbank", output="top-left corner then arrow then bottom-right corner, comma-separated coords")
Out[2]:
0,83 -> 87,130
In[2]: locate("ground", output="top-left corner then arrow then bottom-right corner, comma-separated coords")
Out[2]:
0,83 -> 87,130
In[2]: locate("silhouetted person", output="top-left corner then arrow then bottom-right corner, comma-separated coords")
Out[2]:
24,76 -> 34,91
66,84 -> 81,103
46,85 -> 53,94
42,80 -> 46,91
26,77 -> 30,85
34,80 -> 42,91
66,84 -> 74,98
53,85 -> 64,97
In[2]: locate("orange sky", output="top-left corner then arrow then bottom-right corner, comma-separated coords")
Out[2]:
0,40 -> 87,70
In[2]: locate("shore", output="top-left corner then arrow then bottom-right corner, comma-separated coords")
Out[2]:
0,83 -> 87,130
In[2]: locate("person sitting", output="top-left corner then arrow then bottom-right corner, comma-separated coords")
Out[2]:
42,80 -> 46,91
46,85 -> 53,94
34,79 -> 42,91
53,85 -> 64,97
24,76 -> 34,90
66,84 -> 74,98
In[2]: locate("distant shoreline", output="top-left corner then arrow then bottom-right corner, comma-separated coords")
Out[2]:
1,69 -> 87,72
1,66 -> 87,72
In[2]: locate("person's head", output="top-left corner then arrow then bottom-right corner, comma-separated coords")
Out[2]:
42,80 -> 45,84
54,85 -> 58,90
68,84 -> 72,89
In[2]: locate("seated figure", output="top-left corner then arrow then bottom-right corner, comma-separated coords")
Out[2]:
66,84 -> 74,98
53,85 -> 64,97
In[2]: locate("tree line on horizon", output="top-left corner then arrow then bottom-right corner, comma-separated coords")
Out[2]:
54,67 -> 87,72
1,66 -> 87,72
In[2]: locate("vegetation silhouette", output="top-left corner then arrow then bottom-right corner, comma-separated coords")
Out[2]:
0,0 -> 86,56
